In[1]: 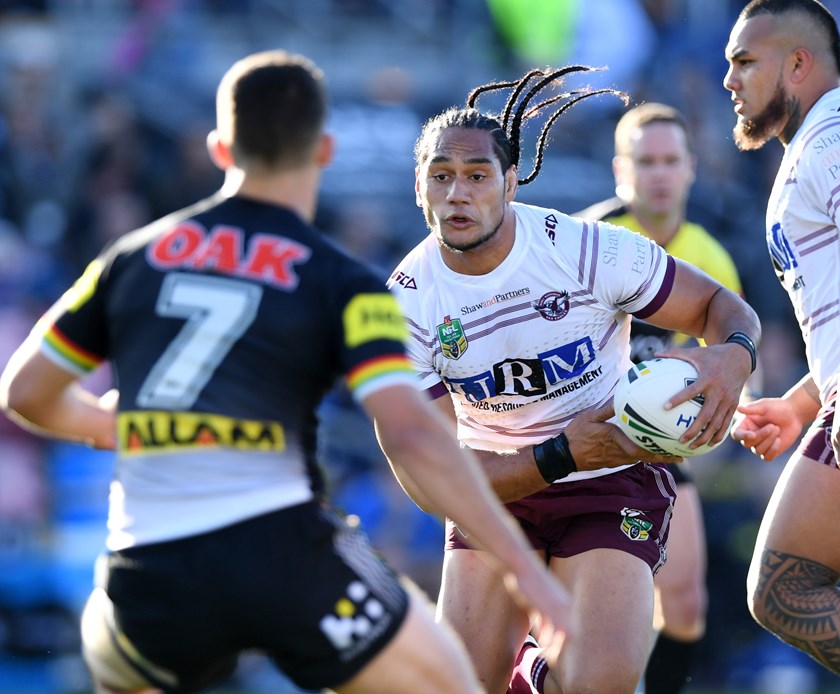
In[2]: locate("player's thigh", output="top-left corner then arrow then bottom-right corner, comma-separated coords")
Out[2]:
436,548 -> 532,690
751,453 -> 840,573
654,482 -> 706,622
80,586 -> 168,694
334,585 -> 480,694
551,548 -> 654,684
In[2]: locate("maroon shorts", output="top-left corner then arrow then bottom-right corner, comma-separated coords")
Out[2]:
796,385 -> 837,467
445,463 -> 676,575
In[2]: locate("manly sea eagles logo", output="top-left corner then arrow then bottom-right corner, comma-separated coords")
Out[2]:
437,315 -> 468,359
532,291 -> 570,321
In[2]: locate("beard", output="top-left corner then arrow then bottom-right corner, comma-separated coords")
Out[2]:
733,80 -> 788,151
426,209 -> 505,253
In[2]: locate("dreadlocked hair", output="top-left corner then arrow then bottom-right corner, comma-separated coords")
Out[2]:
414,65 -> 628,186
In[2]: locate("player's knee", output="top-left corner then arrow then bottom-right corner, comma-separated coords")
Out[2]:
662,583 -> 707,638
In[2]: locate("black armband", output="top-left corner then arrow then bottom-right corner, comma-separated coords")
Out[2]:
725,331 -> 757,374
533,432 -> 577,484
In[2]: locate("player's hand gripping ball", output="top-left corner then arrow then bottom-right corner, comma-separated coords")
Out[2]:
613,358 -> 732,458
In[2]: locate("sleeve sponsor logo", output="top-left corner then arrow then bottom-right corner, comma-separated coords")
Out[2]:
343,293 -> 408,348
632,235 -> 649,274
118,410 -> 285,455
813,132 -> 840,155
389,270 -> 417,290
602,228 -> 619,266
544,213 -> 558,245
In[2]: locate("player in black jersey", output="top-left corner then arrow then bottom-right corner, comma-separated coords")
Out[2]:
0,50 -> 574,694
578,103 -> 744,694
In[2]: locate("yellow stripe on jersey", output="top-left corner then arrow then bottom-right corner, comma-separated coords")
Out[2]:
118,411 -> 285,455
63,259 -> 104,312
343,293 -> 408,348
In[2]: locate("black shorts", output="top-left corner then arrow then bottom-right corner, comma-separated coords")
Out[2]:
102,502 -> 409,693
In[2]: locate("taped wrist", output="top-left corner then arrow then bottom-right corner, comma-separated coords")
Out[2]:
725,331 -> 757,374
533,432 -> 577,483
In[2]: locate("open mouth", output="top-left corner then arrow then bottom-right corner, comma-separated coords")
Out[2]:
446,214 -> 474,229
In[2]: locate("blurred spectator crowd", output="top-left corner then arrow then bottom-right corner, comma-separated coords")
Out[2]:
0,0 -> 832,692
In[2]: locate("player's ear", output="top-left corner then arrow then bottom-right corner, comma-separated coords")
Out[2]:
789,47 -> 815,85
207,130 -> 234,171
504,165 -> 518,202
315,132 -> 334,168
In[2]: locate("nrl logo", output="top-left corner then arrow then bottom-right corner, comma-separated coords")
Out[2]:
437,315 -> 468,360
620,507 -> 652,541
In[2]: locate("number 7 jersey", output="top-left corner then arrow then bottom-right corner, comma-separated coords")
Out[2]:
35,194 -> 416,550
388,201 -> 675,481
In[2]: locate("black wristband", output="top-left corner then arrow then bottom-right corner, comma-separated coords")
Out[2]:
725,331 -> 757,374
533,432 -> 577,484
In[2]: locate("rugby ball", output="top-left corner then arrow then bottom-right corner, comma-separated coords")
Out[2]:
613,358 -> 731,458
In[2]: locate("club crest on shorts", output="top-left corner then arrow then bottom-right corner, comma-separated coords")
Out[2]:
620,507 -> 652,541
437,315 -> 468,359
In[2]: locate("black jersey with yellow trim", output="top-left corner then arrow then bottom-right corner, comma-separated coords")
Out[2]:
40,194 -> 412,488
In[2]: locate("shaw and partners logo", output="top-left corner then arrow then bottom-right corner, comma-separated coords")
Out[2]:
445,337 -> 596,402
117,411 -> 285,454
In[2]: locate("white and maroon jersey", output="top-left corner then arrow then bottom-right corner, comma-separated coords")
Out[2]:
388,201 -> 675,482
36,194 -> 416,550
766,88 -> 840,401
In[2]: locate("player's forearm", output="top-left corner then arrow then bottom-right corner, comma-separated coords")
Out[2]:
782,372 -> 822,424
699,286 -> 762,348
378,412 -> 538,561
1,345 -> 115,449
4,382 -> 114,448
469,447 -> 549,503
